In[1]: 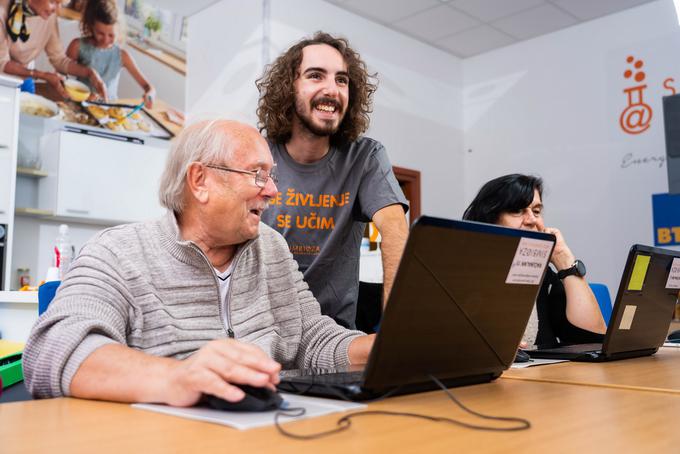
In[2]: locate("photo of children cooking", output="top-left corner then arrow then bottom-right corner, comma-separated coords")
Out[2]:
1,0 -> 183,136
66,0 -> 154,106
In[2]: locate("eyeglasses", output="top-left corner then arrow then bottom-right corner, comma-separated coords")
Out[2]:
205,163 -> 278,188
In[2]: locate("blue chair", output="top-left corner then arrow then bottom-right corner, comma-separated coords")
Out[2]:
38,281 -> 60,315
589,283 -> 612,326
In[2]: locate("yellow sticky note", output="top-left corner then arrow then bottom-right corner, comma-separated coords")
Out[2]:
0,340 -> 24,357
628,254 -> 651,291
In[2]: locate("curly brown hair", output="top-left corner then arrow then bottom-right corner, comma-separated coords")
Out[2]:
80,0 -> 118,38
256,31 -> 377,145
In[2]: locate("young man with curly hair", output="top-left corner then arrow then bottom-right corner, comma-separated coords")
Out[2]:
257,32 -> 409,329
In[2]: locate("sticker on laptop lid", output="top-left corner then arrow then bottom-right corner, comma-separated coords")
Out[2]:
618,305 -> 637,330
627,254 -> 650,291
665,258 -> 680,289
506,237 -> 553,285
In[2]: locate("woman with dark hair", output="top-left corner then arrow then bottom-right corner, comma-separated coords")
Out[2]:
463,174 -> 606,348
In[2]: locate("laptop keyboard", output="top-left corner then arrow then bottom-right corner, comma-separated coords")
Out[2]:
281,369 -> 364,385
535,343 -> 603,354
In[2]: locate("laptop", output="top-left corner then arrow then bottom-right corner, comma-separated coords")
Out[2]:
278,216 -> 556,401
528,244 -> 680,362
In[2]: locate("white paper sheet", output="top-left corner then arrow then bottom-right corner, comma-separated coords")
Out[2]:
665,258 -> 680,289
510,358 -> 569,368
132,393 -> 366,430
662,342 -> 680,348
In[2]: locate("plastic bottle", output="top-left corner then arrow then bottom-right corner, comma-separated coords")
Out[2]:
55,224 -> 74,280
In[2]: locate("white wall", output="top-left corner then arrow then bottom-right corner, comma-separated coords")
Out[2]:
186,0 -> 264,124
187,0 -> 465,218
462,0 -> 679,293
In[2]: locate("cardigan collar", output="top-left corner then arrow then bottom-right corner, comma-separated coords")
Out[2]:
156,211 -> 255,268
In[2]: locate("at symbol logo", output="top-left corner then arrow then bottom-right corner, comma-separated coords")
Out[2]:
620,56 -> 653,135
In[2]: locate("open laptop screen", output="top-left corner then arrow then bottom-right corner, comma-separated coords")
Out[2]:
603,244 -> 680,356
361,216 -> 556,392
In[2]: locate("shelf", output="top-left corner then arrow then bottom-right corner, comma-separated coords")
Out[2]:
14,207 -> 123,227
0,291 -> 38,304
17,167 -> 48,178
128,41 -> 186,76
15,207 -> 54,217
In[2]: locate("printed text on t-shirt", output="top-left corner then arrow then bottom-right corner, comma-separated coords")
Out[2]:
271,188 -> 350,231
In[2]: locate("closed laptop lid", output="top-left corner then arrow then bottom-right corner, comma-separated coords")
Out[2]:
361,216 -> 556,392
603,244 -> 680,355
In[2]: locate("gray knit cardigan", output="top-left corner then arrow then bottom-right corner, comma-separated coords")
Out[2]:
23,212 -> 363,398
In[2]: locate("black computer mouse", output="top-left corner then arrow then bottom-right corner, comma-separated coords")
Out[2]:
514,349 -> 531,363
668,329 -> 680,343
200,384 -> 284,412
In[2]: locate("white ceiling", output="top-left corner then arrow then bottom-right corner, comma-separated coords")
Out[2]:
324,0 -> 660,58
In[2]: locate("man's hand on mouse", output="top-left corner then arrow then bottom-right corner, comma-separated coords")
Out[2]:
164,339 -> 281,407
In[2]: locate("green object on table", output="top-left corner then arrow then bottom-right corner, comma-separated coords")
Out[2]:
0,352 -> 23,389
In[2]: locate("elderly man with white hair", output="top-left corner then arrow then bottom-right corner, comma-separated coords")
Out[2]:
23,119 -> 374,405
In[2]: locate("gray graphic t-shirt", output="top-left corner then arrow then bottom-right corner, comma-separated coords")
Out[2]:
261,137 -> 408,329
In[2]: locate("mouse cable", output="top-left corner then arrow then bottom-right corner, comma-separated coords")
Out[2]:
273,375 -> 530,440
273,385 -> 401,440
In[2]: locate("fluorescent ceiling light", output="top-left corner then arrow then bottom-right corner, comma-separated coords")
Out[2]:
675,0 -> 680,26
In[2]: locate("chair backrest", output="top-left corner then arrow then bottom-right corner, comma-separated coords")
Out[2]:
589,283 -> 613,326
356,281 -> 382,333
38,281 -> 60,315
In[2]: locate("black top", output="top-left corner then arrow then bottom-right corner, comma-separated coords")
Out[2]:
535,268 -> 605,348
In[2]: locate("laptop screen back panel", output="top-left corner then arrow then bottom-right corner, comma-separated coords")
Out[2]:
603,245 -> 680,356
362,217 -> 555,392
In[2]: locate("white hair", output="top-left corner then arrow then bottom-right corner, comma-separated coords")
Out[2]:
158,119 -> 236,214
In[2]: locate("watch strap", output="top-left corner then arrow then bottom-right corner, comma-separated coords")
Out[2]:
557,260 -> 585,279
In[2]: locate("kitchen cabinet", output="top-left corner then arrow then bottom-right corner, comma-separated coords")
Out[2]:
0,149 -> 13,224
0,84 -> 18,150
0,76 -> 20,291
38,130 -> 168,223
9,109 -> 171,291
0,82 -> 19,226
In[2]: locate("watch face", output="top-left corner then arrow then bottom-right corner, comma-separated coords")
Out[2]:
575,259 -> 586,277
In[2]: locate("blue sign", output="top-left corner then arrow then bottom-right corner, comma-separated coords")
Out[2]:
652,193 -> 680,246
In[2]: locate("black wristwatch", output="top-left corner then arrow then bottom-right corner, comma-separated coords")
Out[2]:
557,259 -> 586,279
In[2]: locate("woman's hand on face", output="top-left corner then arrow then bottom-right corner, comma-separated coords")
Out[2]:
543,227 -> 576,270
44,72 -> 68,99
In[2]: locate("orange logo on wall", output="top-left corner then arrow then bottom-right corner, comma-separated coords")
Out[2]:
620,56 -> 652,135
